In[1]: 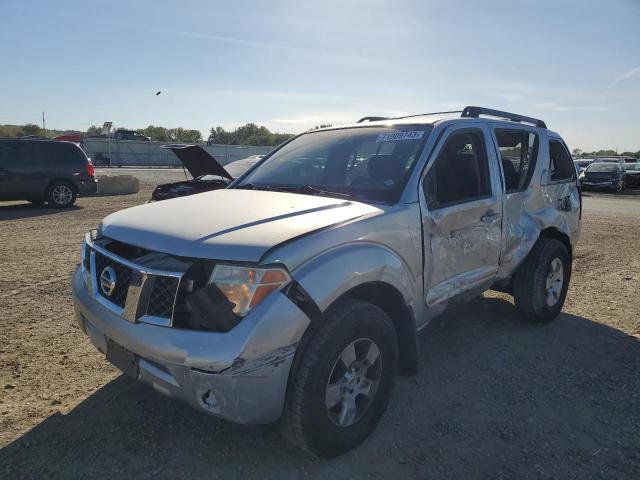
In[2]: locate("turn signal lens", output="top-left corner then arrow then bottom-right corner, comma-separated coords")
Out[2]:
209,265 -> 291,316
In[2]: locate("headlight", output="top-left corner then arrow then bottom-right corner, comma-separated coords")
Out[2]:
209,265 -> 291,316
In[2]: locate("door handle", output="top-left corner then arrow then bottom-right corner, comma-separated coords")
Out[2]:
481,211 -> 500,223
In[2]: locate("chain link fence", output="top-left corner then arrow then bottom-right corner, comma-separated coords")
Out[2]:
82,138 -> 273,167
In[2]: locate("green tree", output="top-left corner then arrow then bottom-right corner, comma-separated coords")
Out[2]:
207,123 -> 293,146
22,123 -> 43,136
86,125 -> 102,136
168,128 -> 202,143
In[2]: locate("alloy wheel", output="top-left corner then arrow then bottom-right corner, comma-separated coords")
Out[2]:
325,338 -> 382,427
52,185 -> 73,205
545,258 -> 564,307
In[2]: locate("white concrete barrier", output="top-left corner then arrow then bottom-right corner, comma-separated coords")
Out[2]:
96,175 -> 140,195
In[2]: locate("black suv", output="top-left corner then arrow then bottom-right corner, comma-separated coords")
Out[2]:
0,139 -> 97,207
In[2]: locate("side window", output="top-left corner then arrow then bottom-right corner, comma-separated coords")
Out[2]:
41,143 -> 78,167
495,130 -> 538,191
0,143 -> 36,169
424,130 -> 491,209
0,143 -> 15,168
549,140 -> 575,182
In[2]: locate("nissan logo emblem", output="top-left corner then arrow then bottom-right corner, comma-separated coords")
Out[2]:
99,266 -> 117,297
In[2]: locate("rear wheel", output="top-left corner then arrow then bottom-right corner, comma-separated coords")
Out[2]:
47,181 -> 77,207
281,298 -> 398,457
513,238 -> 570,323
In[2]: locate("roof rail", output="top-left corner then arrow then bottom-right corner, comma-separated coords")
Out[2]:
461,106 -> 546,128
357,116 -> 390,123
392,110 -> 463,120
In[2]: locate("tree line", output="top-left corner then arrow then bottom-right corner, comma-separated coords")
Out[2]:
3,122 -> 638,155
1,122 -> 295,146
572,148 -> 640,159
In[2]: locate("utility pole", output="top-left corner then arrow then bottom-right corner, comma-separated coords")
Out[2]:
42,112 -> 46,136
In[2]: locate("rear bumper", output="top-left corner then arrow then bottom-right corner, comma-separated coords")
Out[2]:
72,267 -> 310,424
76,178 -> 97,196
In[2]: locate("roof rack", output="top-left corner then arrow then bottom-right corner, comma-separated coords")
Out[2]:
461,106 -> 546,128
357,110 -> 462,123
356,106 -> 547,128
393,110 -> 463,120
357,116 -> 390,123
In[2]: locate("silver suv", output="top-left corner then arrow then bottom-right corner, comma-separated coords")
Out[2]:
72,107 -> 581,457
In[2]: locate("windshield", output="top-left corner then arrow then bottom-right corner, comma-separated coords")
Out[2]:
587,163 -> 618,173
624,163 -> 640,171
234,125 -> 432,202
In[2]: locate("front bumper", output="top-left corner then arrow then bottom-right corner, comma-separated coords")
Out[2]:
581,180 -> 618,190
72,266 -> 310,424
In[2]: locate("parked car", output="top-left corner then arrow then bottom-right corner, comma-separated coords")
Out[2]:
111,129 -> 150,141
596,157 -> 626,166
574,159 -> 594,175
150,145 -> 263,201
73,106 -> 580,457
579,161 -> 626,192
0,138 -> 96,207
623,163 -> 640,188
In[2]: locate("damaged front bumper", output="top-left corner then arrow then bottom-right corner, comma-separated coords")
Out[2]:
72,267 -> 310,424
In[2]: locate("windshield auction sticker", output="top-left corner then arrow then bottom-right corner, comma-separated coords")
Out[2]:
375,131 -> 425,142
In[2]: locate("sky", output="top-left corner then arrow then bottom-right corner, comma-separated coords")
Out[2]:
1,0 -> 639,151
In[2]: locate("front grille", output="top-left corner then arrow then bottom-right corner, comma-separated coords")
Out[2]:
94,251 -> 132,308
147,276 -> 179,318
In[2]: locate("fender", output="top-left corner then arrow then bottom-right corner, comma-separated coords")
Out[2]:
290,241 -> 419,317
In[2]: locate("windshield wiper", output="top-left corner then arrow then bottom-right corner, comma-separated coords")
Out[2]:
235,183 -> 357,201
234,183 -> 289,192
273,185 -> 355,200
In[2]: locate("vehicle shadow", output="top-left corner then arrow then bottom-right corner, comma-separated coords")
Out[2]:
1,297 -> 638,479
0,202 -> 82,221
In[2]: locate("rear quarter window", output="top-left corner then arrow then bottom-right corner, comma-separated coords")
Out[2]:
549,140 -> 575,182
40,142 -> 87,168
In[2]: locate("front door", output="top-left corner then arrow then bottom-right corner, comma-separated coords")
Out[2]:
420,126 -> 503,305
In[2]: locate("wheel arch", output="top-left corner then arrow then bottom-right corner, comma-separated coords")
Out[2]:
538,227 -> 572,262
341,282 -> 418,376
286,279 -> 419,378
288,242 -> 420,376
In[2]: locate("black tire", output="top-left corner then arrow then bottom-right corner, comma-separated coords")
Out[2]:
281,298 -> 398,457
613,179 -> 624,193
47,181 -> 77,208
513,238 -> 571,323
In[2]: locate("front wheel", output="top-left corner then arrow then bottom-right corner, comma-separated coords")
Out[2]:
281,298 -> 398,457
614,179 -> 624,193
47,181 -> 77,207
513,238 -> 571,323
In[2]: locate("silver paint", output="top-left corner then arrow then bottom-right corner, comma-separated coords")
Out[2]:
72,115 -> 580,425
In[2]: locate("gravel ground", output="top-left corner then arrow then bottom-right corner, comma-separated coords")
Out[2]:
0,176 -> 639,479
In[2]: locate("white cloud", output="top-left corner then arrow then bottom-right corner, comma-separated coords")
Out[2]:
604,66 -> 640,94
271,112 -> 358,127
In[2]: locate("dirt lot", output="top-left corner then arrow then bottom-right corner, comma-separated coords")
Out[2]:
1,172 -> 639,479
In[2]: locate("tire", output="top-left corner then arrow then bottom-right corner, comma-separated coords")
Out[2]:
281,298 -> 398,457
47,181 -> 77,208
614,179 -> 624,193
513,238 -> 571,323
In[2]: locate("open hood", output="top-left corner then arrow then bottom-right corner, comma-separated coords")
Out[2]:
162,144 -> 233,180
100,189 -> 381,262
